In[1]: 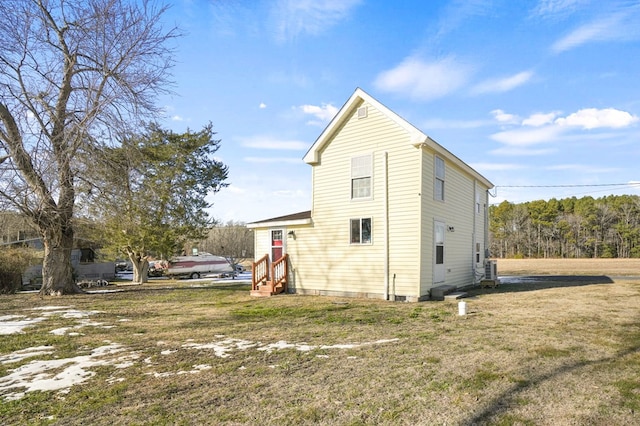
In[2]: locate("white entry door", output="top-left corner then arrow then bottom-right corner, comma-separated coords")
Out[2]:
434,221 -> 445,284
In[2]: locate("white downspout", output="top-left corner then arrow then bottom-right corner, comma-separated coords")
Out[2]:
383,151 -> 390,300
472,181 -> 477,282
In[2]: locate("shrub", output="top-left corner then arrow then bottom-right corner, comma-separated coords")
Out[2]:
0,247 -> 37,294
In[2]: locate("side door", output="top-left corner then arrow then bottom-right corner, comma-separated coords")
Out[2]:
270,229 -> 284,261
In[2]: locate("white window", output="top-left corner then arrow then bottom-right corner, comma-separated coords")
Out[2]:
435,156 -> 445,201
351,155 -> 372,199
350,218 -> 372,244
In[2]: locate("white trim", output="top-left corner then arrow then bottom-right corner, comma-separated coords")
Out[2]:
303,88 -> 426,165
301,87 -> 493,189
247,218 -> 312,229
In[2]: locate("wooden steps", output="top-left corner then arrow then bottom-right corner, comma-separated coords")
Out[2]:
250,280 -> 285,297
251,254 -> 289,297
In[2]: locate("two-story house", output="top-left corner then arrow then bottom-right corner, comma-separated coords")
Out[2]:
248,88 -> 494,301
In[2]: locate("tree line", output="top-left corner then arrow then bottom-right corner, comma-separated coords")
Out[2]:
489,194 -> 640,259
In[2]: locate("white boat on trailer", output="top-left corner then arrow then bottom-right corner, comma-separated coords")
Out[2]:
164,252 -> 233,279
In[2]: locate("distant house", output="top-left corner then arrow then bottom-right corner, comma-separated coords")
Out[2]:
0,214 -> 115,288
248,88 -> 494,301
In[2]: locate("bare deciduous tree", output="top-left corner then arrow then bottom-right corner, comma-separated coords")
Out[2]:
0,0 -> 177,295
200,221 -> 254,274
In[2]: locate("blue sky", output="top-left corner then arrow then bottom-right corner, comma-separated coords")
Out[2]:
158,0 -> 640,224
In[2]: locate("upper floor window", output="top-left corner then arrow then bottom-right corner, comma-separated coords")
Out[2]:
435,156 -> 445,201
351,154 -> 372,199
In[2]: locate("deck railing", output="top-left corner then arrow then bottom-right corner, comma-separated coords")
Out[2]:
270,254 -> 289,293
252,254 -> 269,291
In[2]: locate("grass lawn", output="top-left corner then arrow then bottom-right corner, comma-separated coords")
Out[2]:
1,262 -> 640,425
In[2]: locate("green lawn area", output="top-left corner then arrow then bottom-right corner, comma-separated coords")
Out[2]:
1,276 -> 640,425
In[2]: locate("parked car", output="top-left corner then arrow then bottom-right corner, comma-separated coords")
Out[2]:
147,261 -> 166,277
115,260 -> 132,272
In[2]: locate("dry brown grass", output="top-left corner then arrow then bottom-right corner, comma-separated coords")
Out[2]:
1,261 -> 640,425
497,257 -> 640,276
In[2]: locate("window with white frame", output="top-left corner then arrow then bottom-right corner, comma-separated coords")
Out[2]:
351,155 -> 372,199
350,218 -> 372,244
435,156 -> 445,201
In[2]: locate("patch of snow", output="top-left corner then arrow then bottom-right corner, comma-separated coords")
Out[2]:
183,337 -> 401,357
146,363 -> 211,378
0,343 -> 134,401
56,310 -> 103,319
30,306 -> 72,311
0,317 -> 46,335
0,315 -> 25,321
182,338 -> 257,358
148,371 -> 173,378
0,346 -> 54,364
257,338 -> 400,354
1,307 -> 109,336
193,364 -> 211,370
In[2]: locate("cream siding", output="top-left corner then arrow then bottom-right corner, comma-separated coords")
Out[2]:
251,88 -> 493,302
290,100 -> 422,298
419,148 -> 490,294
419,149 -> 434,296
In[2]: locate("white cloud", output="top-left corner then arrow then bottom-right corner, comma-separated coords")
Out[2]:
469,162 -> 528,171
259,103 -> 267,109
171,115 -> 184,122
374,56 -> 472,101
490,146 -> 558,156
272,0 -> 362,41
545,164 -> 620,173
487,106 -> 637,157
491,109 -> 520,124
298,103 -> 338,124
239,136 -> 308,150
532,0 -> 588,17
523,112 -> 559,127
422,118 -> 493,129
551,7 -> 640,52
435,0 -> 494,39
491,125 -> 564,146
555,108 -> 638,129
244,156 -> 302,164
472,71 -> 534,94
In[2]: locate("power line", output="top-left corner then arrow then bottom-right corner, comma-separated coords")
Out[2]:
489,182 -> 640,199
495,183 -> 638,188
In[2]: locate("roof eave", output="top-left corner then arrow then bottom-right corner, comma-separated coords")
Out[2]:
246,217 -> 312,229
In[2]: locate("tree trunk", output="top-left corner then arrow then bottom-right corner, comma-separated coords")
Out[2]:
127,251 -> 149,284
39,226 -> 82,295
